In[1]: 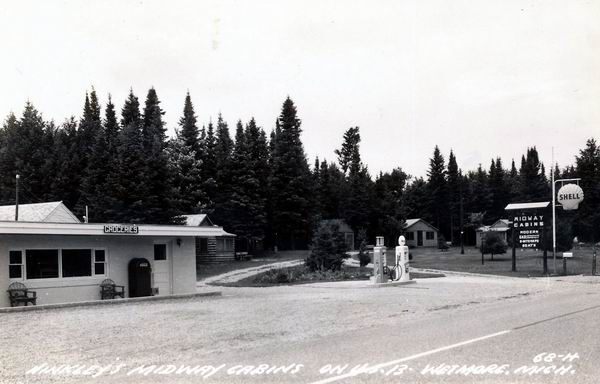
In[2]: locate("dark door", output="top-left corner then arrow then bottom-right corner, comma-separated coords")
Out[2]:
417,231 -> 423,246
128,258 -> 152,297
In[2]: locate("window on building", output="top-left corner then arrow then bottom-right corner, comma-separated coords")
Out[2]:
154,244 -> 167,260
426,231 -> 435,240
16,248 -> 107,280
198,238 -> 209,254
26,249 -> 59,279
94,250 -> 106,275
216,238 -> 234,253
9,250 -> 23,279
406,232 -> 414,241
62,249 -> 92,277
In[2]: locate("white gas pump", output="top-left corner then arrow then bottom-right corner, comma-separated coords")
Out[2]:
394,235 -> 410,281
372,236 -> 388,284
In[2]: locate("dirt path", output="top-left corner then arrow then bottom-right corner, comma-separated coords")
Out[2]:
196,259 -> 305,286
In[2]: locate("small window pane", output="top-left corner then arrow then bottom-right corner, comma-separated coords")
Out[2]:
62,249 -> 92,277
94,250 -> 105,262
9,251 -> 22,264
94,263 -> 105,275
9,265 -> 22,279
154,244 -> 167,260
198,238 -> 208,253
26,249 -> 59,279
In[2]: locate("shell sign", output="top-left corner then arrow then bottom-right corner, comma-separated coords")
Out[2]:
557,183 -> 584,210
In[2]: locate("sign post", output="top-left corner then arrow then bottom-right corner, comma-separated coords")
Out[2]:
552,178 -> 583,275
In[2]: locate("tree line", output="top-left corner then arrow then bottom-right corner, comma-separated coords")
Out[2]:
0,88 -> 598,250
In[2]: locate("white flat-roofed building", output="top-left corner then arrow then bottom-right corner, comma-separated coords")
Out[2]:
0,203 -> 230,307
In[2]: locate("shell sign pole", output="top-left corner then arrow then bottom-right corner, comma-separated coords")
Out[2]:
552,178 -> 583,275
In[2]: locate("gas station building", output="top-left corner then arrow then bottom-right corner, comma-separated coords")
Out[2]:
0,202 -> 231,307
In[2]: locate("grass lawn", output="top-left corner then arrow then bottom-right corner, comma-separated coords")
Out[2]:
221,263 -> 444,287
196,250 -> 308,280
406,245 -> 599,277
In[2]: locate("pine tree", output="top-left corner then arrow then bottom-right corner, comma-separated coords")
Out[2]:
179,92 -> 201,156
0,103 -> 52,206
374,168 -> 408,245
337,127 -> 373,235
166,133 -> 206,215
0,113 -> 20,202
468,165 -> 492,218
212,114 -> 234,227
401,177 -> 429,221
518,147 -> 548,202
104,90 -> 147,223
81,96 -> 120,222
317,160 -> 346,220
426,146 -> 448,235
446,150 -> 461,243
335,126 -> 361,175
488,157 -> 509,221
47,118 -> 81,209
201,121 -> 218,211
142,88 -> 180,223
574,139 -> 600,241
243,118 -> 270,248
269,97 -> 314,249
78,89 -> 102,160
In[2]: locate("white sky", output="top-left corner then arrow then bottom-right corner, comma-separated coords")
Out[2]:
0,0 -> 598,178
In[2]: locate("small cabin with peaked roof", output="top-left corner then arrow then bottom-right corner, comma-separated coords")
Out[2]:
183,214 -> 236,265
476,219 -> 510,248
404,218 -> 439,247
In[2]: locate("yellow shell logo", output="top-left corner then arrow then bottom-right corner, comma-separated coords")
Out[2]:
557,183 -> 584,210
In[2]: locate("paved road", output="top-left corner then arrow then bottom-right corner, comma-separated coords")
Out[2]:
194,278 -> 600,384
3,274 -> 600,384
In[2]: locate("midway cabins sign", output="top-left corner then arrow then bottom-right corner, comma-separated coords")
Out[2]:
505,202 -> 550,251
512,214 -> 544,248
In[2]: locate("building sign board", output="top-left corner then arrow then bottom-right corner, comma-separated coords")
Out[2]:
557,184 -> 584,210
512,214 -> 544,248
103,224 -> 139,234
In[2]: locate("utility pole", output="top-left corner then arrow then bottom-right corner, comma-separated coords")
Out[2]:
15,174 -> 20,221
551,148 -> 556,275
460,173 -> 464,255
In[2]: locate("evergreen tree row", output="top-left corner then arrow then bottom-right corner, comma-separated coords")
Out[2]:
0,88 -> 597,249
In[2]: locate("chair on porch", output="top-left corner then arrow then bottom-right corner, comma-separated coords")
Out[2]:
7,282 -> 37,307
100,279 -> 125,300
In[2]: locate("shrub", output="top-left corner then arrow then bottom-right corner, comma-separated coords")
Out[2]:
253,265 -> 371,285
306,221 -> 349,271
438,234 -> 449,250
357,229 -> 370,267
481,232 -> 507,258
